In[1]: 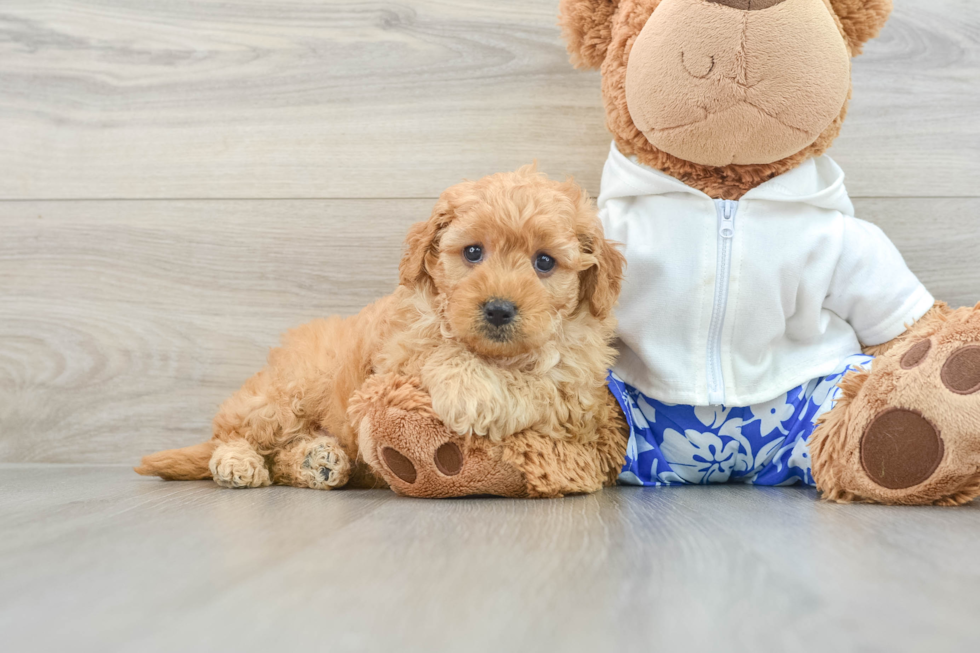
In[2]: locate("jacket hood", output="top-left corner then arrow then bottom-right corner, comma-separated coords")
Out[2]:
597,142 -> 855,215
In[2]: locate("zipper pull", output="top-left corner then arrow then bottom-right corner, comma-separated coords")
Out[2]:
719,201 -> 736,239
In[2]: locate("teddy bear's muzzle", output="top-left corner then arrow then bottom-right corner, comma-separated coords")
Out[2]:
624,0 -> 851,167
704,0 -> 788,10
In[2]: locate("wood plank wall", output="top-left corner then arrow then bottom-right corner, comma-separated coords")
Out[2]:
1,0 -> 978,463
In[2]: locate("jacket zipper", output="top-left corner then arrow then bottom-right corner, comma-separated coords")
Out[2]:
706,199 -> 738,406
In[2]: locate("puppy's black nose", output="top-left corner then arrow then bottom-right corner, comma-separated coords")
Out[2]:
482,300 -> 516,327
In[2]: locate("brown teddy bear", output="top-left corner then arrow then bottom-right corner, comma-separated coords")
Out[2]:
356,0 -> 980,505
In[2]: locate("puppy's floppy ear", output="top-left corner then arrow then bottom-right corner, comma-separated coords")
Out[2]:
399,189 -> 458,290
828,0 -> 893,55
568,183 -> 626,321
579,229 -> 626,321
559,0 -> 621,70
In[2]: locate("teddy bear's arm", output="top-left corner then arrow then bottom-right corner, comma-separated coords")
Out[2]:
500,389 -> 629,497
824,217 -> 936,352
349,374 -> 628,499
861,302 -> 953,357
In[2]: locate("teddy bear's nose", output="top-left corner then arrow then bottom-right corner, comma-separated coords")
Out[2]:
705,0 -> 787,9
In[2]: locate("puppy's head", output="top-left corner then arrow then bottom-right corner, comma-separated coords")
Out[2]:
400,165 -> 625,359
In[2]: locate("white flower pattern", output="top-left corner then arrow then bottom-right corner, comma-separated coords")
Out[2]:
694,405 -> 731,429
612,355 -> 873,487
746,394 -> 795,436
661,428 -> 740,484
628,394 -> 658,430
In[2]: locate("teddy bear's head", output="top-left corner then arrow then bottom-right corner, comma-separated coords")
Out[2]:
560,0 -> 892,198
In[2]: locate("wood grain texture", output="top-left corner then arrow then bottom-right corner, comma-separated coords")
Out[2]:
0,0 -> 977,200
1,198 -> 977,463
0,199 -> 428,462
1,467 -> 979,652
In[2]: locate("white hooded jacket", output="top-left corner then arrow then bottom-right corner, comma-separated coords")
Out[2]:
598,142 -> 934,407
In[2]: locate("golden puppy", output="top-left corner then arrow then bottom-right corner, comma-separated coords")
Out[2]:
136,165 -> 626,491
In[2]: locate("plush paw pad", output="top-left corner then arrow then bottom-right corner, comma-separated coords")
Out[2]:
860,409 -> 944,490
845,307 -> 980,503
381,447 -> 417,484
940,345 -> 980,395
359,409 -> 526,498
433,442 -> 464,476
900,339 -> 931,369
378,441 -> 464,486
378,441 -> 463,486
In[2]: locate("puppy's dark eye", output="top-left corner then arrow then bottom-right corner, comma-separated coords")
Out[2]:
534,253 -> 556,274
463,245 -> 484,264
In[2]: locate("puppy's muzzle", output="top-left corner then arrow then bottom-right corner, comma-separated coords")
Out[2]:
481,299 -> 518,340
483,299 -> 516,327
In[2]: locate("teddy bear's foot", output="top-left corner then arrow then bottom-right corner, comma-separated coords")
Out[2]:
270,432 -> 352,490
209,439 -> 272,489
811,304 -> 980,505
350,375 -> 528,498
367,419 -> 527,499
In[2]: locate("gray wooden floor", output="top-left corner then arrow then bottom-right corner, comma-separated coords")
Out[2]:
2,465 -> 980,653
2,1 -> 979,650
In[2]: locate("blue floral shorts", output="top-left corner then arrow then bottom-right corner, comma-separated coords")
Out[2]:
609,354 -> 874,487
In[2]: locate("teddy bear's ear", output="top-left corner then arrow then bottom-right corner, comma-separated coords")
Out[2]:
828,0 -> 893,55
559,0 -> 621,70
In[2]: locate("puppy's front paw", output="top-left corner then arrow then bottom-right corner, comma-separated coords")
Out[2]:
429,383 -> 526,441
430,390 -> 481,437
210,441 -> 271,489
297,436 -> 351,490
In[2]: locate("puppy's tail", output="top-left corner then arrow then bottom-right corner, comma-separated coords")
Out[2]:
134,441 -> 217,480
